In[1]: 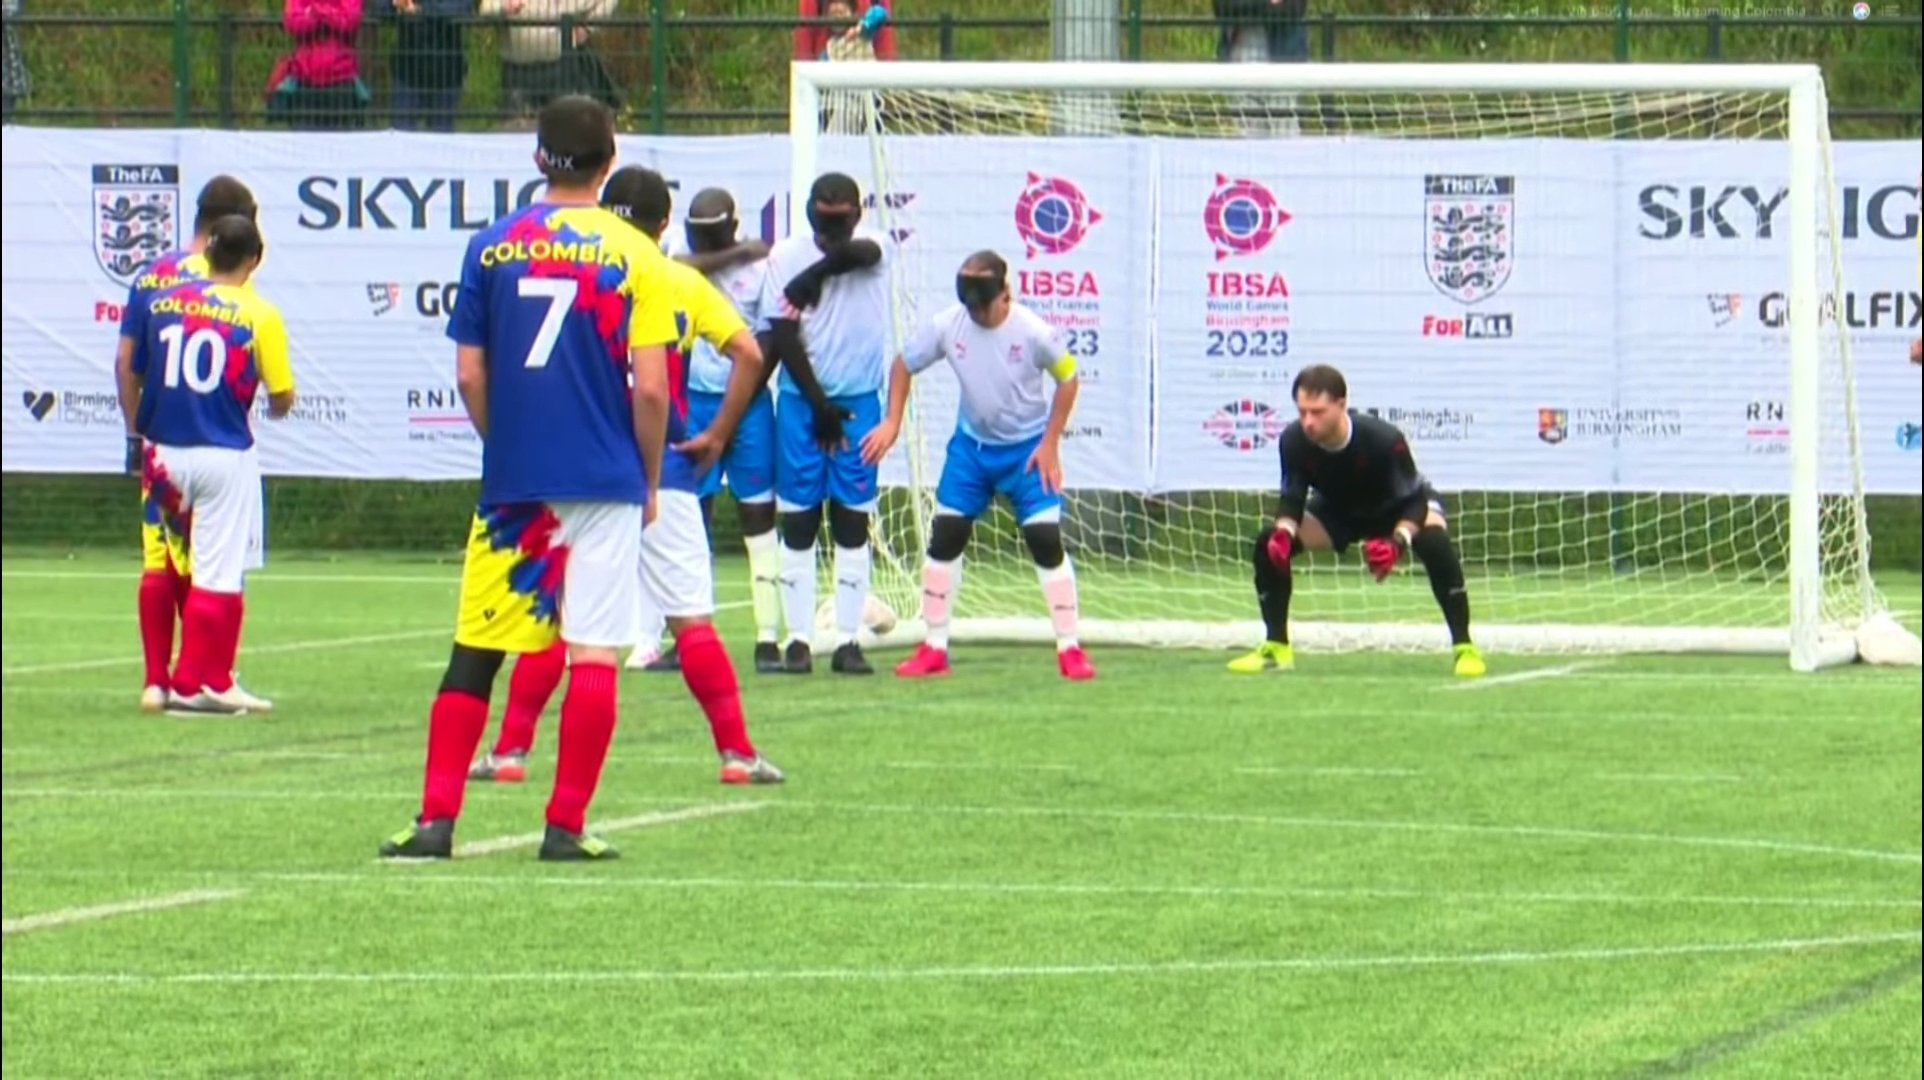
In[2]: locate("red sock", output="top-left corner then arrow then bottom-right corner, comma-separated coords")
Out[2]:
546,661 -> 618,834
173,570 -> 193,618
138,572 -> 177,688
170,587 -> 233,696
209,591 -> 244,688
421,690 -> 491,823
496,641 -> 565,756
677,623 -> 754,758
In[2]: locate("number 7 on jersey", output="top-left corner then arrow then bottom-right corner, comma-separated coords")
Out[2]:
518,278 -> 578,369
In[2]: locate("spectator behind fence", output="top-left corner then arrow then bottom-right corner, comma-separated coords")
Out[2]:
813,1 -> 890,135
479,0 -> 620,129
268,0 -> 371,130
376,0 -> 473,132
1215,0 -> 1307,137
795,0 -> 894,63
2,0 -> 28,123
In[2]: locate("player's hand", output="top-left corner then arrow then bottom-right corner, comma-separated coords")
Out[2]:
672,430 -> 725,474
1265,527 -> 1293,569
785,271 -> 825,312
859,419 -> 900,465
811,401 -> 852,451
735,240 -> 770,263
1910,338 -> 1921,365
1362,536 -> 1405,582
124,435 -> 145,477
644,492 -> 659,528
1025,439 -> 1064,495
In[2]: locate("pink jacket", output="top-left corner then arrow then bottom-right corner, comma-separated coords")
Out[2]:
284,0 -> 363,87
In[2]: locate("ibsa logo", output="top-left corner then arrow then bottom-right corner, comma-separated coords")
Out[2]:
1014,173 -> 1101,259
1202,399 -> 1286,451
1203,175 -> 1289,262
93,163 -> 180,288
369,282 -> 460,317
1017,270 -> 1099,298
1206,271 -> 1288,299
1421,313 -> 1513,339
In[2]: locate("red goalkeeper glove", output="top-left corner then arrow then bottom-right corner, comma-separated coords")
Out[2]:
1362,533 -> 1408,582
1265,526 -> 1293,569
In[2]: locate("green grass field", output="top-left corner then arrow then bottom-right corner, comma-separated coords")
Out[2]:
3,552 -> 1920,1077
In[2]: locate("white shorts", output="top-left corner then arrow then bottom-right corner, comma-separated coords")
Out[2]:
640,490 -> 715,618
554,501 -> 646,648
151,444 -> 264,593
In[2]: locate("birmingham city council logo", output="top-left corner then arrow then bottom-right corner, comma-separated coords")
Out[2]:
1425,173 -> 1514,304
1204,175 -> 1289,262
1014,173 -> 1101,259
92,163 -> 181,288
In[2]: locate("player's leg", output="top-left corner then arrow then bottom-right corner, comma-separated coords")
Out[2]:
136,454 -> 188,711
379,505 -> 547,859
625,551 -> 674,672
642,490 -> 784,785
998,436 -> 1093,680
825,392 -> 884,675
468,639 -> 566,783
163,448 -> 258,713
1228,504 -> 1338,673
727,390 -> 785,674
775,391 -> 828,674
1405,494 -> 1483,677
896,432 -> 988,678
540,500 -> 646,861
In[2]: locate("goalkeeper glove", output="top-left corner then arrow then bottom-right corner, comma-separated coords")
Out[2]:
1363,530 -> 1410,582
124,435 -> 145,477
1265,526 -> 1293,569
811,400 -> 853,448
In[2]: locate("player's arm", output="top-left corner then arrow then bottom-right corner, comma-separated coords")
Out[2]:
628,259 -> 680,498
863,314 -> 942,464
1026,325 -> 1080,493
675,240 -> 767,277
115,279 -> 151,470
456,346 -> 488,439
251,300 -> 298,418
783,237 -> 884,310
445,236 -> 490,439
681,282 -> 757,454
1275,427 -> 1310,534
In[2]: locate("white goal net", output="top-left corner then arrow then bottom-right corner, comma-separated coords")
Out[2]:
791,62 -> 1921,670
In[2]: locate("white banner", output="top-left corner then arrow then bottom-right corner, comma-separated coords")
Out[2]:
3,128 -> 1917,496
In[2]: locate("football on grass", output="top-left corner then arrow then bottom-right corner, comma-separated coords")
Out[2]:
814,595 -> 899,636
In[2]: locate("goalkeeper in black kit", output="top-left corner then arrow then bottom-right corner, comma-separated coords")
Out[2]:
1228,364 -> 1486,678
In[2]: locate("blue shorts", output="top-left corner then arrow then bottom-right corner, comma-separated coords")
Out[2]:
776,390 -> 882,512
686,389 -> 777,503
934,431 -> 1061,524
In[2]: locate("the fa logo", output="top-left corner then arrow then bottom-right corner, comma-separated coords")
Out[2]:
1204,175 -> 1289,262
1014,173 -> 1101,259
1425,173 -> 1515,304
92,163 -> 181,287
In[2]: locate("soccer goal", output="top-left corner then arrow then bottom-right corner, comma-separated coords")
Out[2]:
789,61 -> 1921,672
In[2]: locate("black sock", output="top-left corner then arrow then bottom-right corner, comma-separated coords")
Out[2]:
1252,531 -> 1292,645
1412,525 -> 1471,646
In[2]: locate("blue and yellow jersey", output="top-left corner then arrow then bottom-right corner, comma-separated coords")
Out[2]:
136,280 -> 292,451
661,259 -> 748,493
447,204 -> 680,506
120,248 -> 210,371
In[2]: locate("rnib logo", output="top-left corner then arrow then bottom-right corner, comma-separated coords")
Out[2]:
1425,173 -> 1514,304
1898,422 -> 1922,452
92,163 -> 180,287
1202,399 -> 1286,451
1204,175 -> 1289,261
367,282 -> 402,316
1014,174 -> 1100,259
21,390 -> 55,421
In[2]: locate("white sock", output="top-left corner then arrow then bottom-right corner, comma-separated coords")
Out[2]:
743,529 -> 782,643
833,544 -> 872,645
920,556 -> 961,651
1038,558 -> 1079,652
779,542 -> 816,648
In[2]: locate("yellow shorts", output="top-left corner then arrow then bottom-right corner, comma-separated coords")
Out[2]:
139,470 -> 193,577
453,500 -> 644,654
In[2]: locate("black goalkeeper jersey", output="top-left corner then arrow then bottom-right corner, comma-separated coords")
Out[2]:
1276,409 -> 1432,527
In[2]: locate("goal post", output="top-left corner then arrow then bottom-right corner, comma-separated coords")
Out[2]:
787,61 -> 1922,670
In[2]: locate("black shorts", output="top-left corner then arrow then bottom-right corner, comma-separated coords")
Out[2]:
1305,485 -> 1446,554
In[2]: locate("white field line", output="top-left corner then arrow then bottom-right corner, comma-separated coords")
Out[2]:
3,629 -> 446,677
148,870 -> 1919,912
1439,660 -> 1615,691
1236,767 -> 1423,778
442,801 -> 770,858
785,800 -> 1924,866
1594,773 -> 1746,785
1,889 -> 245,937
5,932 -> 1916,987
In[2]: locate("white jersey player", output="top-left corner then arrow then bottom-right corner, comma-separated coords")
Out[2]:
861,249 -> 1094,681
758,171 -> 895,676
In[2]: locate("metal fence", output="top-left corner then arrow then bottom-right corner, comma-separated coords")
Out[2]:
2,5 -> 1919,135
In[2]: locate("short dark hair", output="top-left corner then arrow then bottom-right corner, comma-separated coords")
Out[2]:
536,95 -> 616,188
601,167 -> 674,240
809,171 -> 861,208
203,215 -> 264,274
194,175 -> 257,234
1292,364 -> 1348,403
960,249 -> 1007,280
